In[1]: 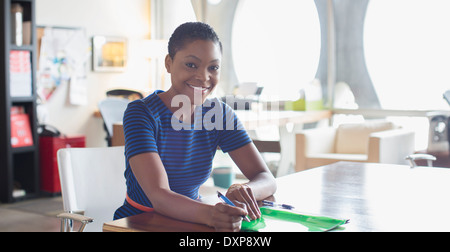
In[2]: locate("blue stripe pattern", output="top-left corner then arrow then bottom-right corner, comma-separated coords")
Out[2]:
114,91 -> 251,220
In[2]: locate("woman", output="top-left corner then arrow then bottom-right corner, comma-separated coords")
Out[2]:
114,22 -> 276,232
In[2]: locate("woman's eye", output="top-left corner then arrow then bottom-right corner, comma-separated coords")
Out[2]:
186,63 -> 197,69
209,65 -> 220,71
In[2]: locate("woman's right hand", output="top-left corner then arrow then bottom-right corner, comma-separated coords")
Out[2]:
209,202 -> 248,232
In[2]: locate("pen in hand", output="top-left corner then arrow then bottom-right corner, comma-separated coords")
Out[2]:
217,191 -> 251,222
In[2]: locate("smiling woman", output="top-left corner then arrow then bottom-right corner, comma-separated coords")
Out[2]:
114,22 -> 277,232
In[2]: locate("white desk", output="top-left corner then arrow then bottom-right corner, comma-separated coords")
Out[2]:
105,162 -> 450,232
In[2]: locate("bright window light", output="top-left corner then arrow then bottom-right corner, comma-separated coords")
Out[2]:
232,0 -> 321,101
364,0 -> 450,110
208,0 -> 222,5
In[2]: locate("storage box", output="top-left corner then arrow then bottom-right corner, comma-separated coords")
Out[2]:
39,135 -> 85,194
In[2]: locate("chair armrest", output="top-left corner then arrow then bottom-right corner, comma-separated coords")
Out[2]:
57,212 -> 94,223
405,153 -> 436,167
368,129 -> 415,164
57,212 -> 94,232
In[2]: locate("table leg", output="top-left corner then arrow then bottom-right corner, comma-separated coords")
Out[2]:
276,123 -> 304,177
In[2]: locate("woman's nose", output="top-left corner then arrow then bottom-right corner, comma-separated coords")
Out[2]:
195,68 -> 209,82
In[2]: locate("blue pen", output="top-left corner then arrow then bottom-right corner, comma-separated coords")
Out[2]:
262,200 -> 295,210
217,191 -> 251,222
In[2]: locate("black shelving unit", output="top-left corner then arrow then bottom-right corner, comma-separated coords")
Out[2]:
0,0 -> 39,203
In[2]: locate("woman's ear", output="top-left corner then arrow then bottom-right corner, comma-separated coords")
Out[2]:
165,54 -> 172,73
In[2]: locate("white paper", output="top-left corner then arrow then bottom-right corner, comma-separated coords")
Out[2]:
69,75 -> 88,105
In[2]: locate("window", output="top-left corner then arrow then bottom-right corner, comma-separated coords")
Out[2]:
364,0 -> 450,110
364,0 -> 450,150
232,0 -> 321,101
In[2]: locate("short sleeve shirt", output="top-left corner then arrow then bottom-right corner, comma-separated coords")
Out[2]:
122,90 -> 251,210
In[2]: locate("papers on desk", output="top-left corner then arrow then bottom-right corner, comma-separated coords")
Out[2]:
198,196 -> 349,232
241,207 -> 349,232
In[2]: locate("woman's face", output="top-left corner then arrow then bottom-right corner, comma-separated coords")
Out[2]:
165,39 -> 222,105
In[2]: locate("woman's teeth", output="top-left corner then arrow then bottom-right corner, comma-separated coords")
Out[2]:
187,83 -> 209,92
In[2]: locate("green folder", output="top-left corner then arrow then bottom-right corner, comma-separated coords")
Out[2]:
241,207 -> 349,232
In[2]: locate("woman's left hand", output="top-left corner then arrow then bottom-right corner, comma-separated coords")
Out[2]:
225,184 -> 261,220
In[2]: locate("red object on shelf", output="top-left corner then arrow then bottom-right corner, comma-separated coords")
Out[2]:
39,135 -> 86,194
10,113 -> 33,148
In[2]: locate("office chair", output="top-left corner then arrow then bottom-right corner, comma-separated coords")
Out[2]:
445,90 -> 450,157
106,88 -> 143,100
444,90 -> 450,106
98,98 -> 129,146
56,146 -> 126,232
407,91 -> 450,167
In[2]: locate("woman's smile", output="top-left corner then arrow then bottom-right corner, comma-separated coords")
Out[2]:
186,82 -> 211,94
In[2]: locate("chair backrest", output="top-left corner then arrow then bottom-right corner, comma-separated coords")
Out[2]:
57,146 -> 126,232
98,98 -> 129,136
335,121 -> 396,154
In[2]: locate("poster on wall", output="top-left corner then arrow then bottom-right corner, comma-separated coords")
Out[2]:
37,26 -> 90,104
92,36 -> 127,72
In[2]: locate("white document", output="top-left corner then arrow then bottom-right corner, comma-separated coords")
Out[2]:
69,75 -> 88,105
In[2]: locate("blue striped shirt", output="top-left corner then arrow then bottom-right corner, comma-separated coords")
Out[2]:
114,90 -> 251,219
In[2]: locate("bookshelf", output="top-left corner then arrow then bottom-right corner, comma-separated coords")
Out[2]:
0,0 -> 39,202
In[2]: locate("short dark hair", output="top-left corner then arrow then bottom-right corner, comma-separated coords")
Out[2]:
168,22 -> 223,59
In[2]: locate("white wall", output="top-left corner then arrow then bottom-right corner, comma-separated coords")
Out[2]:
36,0 -> 151,147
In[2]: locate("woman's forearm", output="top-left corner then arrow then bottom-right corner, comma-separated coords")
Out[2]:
244,171 -> 277,200
150,188 -> 248,232
228,143 -> 277,200
150,188 -> 214,226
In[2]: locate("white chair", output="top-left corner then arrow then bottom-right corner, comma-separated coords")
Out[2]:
98,98 -> 129,146
56,146 -> 126,232
296,120 -> 416,171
